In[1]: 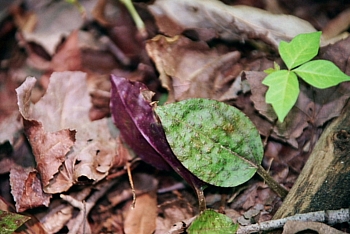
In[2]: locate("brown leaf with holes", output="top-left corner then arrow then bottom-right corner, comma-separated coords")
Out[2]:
16,71 -> 118,194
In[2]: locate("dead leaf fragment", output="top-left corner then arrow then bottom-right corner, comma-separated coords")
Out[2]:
10,166 -> 51,212
156,199 -> 195,233
21,0 -> 97,55
146,35 -> 241,101
149,0 -> 316,49
123,191 -> 158,234
282,220 -> 346,234
16,72 -> 118,194
23,120 -> 76,186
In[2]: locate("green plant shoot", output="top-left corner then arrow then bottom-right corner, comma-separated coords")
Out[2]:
263,31 -> 350,122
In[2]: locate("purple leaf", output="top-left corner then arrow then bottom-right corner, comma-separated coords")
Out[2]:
110,75 -> 206,188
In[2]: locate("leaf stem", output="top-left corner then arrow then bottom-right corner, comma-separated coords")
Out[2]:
119,0 -> 147,38
193,185 -> 207,212
256,165 -> 288,198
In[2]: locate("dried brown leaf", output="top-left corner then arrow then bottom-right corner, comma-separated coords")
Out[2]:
0,111 -> 22,145
21,1 -> 97,55
123,191 -> 158,234
155,199 -> 195,233
321,8 -> 350,41
146,35 -> 240,101
16,72 -> 118,194
149,0 -> 316,49
320,35 -> 350,76
10,166 -> 51,212
282,221 -> 346,234
23,120 -> 76,186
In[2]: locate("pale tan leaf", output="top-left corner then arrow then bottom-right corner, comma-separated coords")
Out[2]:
149,0 -> 316,49
123,191 -> 158,234
21,1 -> 97,55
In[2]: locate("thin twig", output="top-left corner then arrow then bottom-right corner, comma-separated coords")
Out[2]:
237,208 -> 350,233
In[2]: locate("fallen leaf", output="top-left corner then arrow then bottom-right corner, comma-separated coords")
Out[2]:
320,35 -> 350,76
146,35 -> 240,102
155,199 -> 195,233
21,0 -> 97,55
16,71 -> 118,194
282,220 -> 346,234
149,0 -> 316,49
123,191 -> 158,234
107,173 -> 158,207
23,120 -> 75,187
10,166 -> 51,212
0,111 -> 22,145
320,8 -> 350,41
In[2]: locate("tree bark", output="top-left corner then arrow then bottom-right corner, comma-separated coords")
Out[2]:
274,100 -> 350,219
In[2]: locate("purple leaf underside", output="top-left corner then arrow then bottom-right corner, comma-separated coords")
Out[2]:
110,75 -> 206,188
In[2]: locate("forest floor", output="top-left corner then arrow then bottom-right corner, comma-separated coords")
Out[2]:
0,0 -> 350,233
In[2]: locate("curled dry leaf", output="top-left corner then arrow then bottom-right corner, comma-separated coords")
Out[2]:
148,0 -> 316,49
16,71 -> 118,194
146,35 -> 241,102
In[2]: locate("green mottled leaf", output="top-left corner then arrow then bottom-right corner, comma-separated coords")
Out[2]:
279,31 -> 321,70
262,70 -> 299,122
155,98 -> 263,187
0,210 -> 30,234
188,209 -> 238,234
294,60 -> 350,89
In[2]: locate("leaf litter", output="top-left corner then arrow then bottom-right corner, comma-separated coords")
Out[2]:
0,0 -> 350,233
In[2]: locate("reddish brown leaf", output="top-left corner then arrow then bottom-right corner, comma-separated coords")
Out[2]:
10,166 -> 51,212
23,119 -> 76,186
16,72 -> 118,194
